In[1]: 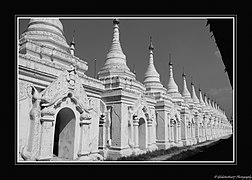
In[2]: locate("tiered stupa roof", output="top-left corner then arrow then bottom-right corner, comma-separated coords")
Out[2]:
167,55 -> 183,102
20,18 -> 70,53
143,37 -> 165,93
98,19 -> 135,79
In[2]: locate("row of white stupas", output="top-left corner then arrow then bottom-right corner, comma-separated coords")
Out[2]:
99,18 -> 232,148
18,18 -> 232,161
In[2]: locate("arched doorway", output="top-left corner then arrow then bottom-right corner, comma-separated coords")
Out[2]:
138,118 -> 147,150
53,107 -> 76,160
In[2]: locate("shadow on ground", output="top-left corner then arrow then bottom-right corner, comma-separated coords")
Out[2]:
167,135 -> 233,161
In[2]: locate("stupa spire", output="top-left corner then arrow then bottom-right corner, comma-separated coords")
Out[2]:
182,68 -> 192,100
144,36 -> 160,85
199,85 -> 205,105
102,19 -> 130,72
204,93 -> 209,107
208,97 -> 212,109
215,102 -> 218,110
148,36 -> 154,64
191,78 -> 199,103
167,54 -> 179,93
208,97 -> 213,109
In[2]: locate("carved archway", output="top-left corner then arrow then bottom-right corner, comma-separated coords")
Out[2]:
169,106 -> 180,143
53,107 -> 76,160
129,95 -> 154,150
28,67 -> 94,161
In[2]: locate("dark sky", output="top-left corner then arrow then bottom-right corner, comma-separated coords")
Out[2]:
18,17 -> 233,119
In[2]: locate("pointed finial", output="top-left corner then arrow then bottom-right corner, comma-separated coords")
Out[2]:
70,29 -> 76,56
94,58 -> 97,78
168,53 -> 172,66
149,36 -> 154,50
70,29 -> 75,46
182,66 -> 185,77
113,18 -> 120,25
191,76 -> 194,85
133,64 -> 136,75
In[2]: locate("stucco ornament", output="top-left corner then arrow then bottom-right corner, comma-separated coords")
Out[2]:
19,81 -> 33,101
40,64 -> 90,114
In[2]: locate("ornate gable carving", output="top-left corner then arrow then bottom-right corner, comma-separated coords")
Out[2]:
41,65 -> 89,111
132,94 -> 151,119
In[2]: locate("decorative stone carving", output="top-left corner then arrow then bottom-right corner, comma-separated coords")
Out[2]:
19,81 -> 33,101
99,113 -> 106,124
80,112 -> 92,124
41,106 -> 56,117
21,89 -> 42,161
41,65 -> 90,114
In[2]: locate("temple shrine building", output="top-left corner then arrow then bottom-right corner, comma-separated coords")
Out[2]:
18,18 -> 232,161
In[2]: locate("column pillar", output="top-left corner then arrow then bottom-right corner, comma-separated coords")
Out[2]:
147,119 -> 152,146
105,106 -> 112,147
202,116 -> 207,141
37,115 -> 54,160
174,121 -> 178,143
199,123 -> 203,140
187,121 -> 191,144
156,110 -> 170,149
195,114 -> 200,143
176,116 -> 182,146
168,115 -> 172,142
78,112 -> 91,160
191,122 -> 195,144
98,113 -> 106,150
133,115 -> 139,150
170,119 -> 174,143
180,109 -> 190,146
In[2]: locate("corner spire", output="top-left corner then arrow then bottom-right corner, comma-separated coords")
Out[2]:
70,29 -> 75,56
